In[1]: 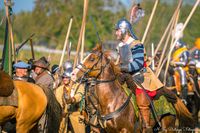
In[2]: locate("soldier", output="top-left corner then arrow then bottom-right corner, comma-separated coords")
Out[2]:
33,56 -> 54,90
51,64 -> 62,89
189,38 -> 200,92
170,23 -> 190,105
114,18 -> 165,132
13,61 -> 35,83
55,62 -> 85,133
189,38 -> 200,75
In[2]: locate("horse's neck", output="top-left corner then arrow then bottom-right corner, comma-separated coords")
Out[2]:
95,66 -> 125,109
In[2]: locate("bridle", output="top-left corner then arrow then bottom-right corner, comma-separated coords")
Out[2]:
75,51 -> 115,83
75,51 -> 132,128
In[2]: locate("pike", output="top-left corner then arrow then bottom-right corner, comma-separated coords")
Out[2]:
141,0 -> 159,44
67,41 -> 72,61
164,0 -> 200,85
30,38 -> 35,60
152,0 -> 182,63
155,8 -> 179,76
16,33 -> 35,55
73,0 -> 89,69
59,17 -> 73,68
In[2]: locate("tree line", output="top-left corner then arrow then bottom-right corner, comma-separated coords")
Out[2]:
0,0 -> 199,52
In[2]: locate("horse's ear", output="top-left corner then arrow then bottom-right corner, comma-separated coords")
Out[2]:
92,44 -> 102,52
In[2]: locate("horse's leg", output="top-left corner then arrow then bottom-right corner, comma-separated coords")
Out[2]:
161,115 -> 176,133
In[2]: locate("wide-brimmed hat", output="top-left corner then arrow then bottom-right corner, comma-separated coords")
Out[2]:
33,56 -> 50,69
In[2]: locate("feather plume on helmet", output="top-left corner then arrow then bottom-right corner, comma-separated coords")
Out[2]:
129,3 -> 145,24
172,23 -> 184,40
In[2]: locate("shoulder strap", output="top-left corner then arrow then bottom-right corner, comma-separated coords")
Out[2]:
130,40 -> 142,48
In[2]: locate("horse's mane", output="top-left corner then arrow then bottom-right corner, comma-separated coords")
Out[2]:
92,44 -> 122,75
104,50 -> 122,75
0,70 -> 14,96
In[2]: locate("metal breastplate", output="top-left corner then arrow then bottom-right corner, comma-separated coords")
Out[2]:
119,44 -> 133,65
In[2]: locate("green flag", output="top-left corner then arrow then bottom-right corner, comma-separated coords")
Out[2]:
2,1 -> 13,75
2,18 -> 12,75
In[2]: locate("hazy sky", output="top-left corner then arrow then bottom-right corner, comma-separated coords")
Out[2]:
0,0 -> 196,13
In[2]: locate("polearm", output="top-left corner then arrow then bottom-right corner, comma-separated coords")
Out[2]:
141,0 -> 159,44
155,0 -> 182,76
170,1 -> 181,48
30,38 -> 35,60
59,17 -> 73,68
73,0 -> 89,69
155,12 -> 177,76
151,0 -> 182,65
67,41 -> 72,61
15,33 -> 35,55
151,43 -> 155,71
80,26 -> 85,62
164,0 -> 200,85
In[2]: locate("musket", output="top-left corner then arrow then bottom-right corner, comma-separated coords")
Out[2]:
16,33 -> 35,55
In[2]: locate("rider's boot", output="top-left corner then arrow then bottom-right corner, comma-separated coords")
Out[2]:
180,84 -> 188,105
136,92 -> 152,133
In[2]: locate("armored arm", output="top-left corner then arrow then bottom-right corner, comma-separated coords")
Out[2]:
174,51 -> 189,67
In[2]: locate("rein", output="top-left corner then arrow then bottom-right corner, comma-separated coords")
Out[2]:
76,52 -> 132,125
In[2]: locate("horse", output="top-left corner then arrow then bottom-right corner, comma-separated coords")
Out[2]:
0,70 -> 62,133
154,53 -> 200,128
71,45 -> 194,133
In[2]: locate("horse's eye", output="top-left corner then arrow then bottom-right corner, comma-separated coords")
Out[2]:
90,58 -> 95,62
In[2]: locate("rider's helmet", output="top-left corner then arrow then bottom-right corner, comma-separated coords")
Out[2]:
63,61 -> 73,72
51,64 -> 59,75
195,38 -> 200,50
115,18 -> 138,40
62,69 -> 73,78
174,40 -> 186,50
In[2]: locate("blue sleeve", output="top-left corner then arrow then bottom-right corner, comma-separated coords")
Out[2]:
128,44 -> 144,73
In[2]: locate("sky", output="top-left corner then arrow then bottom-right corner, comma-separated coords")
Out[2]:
0,0 -> 196,13
0,0 -> 34,13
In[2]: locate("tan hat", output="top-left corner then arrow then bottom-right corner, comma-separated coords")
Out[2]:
33,56 -> 50,69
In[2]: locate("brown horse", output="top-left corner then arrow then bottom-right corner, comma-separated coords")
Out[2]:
0,70 -> 61,133
71,45 -> 194,133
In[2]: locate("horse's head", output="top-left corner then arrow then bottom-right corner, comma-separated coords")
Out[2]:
71,45 -> 121,82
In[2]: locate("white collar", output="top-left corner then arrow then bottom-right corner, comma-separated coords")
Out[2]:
118,37 -> 135,47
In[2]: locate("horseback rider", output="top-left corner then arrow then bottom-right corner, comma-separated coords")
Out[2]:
33,56 -> 54,90
189,38 -> 200,92
189,38 -> 200,75
114,18 -> 165,132
13,61 -> 35,83
55,62 -> 85,133
170,23 -> 190,105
